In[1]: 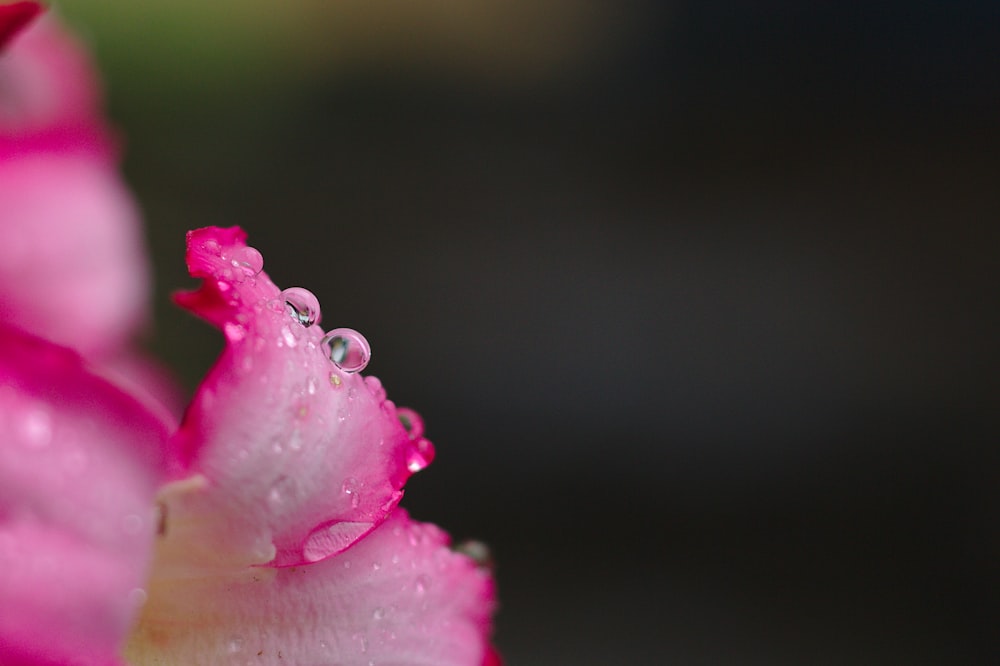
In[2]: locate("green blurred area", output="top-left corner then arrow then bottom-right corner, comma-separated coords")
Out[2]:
60,0 -> 626,99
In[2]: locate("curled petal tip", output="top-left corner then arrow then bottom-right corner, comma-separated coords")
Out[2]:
168,227 -> 430,567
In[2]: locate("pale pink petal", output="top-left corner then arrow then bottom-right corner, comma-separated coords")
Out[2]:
0,326 -> 174,665
0,152 -> 150,356
127,510 -> 496,666
169,227 -> 430,567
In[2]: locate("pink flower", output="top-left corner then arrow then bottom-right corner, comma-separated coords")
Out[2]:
0,5 -> 168,413
1,228 -> 498,664
0,8 -> 498,665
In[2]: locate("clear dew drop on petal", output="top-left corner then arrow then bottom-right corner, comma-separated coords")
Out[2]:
228,246 -> 264,279
322,328 -> 371,373
396,407 -> 424,440
281,287 -> 322,327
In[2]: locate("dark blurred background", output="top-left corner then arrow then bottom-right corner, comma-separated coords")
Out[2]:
62,1 -> 996,664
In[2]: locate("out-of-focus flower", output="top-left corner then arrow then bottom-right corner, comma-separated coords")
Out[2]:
0,7 -> 498,665
0,4 -> 169,416
0,7 -> 150,356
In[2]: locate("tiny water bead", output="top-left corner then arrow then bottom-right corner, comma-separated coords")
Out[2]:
396,407 -> 424,440
454,540 -> 494,570
406,438 -> 434,473
281,287 -> 322,327
322,328 -> 371,373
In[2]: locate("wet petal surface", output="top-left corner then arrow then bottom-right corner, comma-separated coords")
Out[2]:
170,227 -> 431,567
0,326 -> 173,665
127,510 -> 496,666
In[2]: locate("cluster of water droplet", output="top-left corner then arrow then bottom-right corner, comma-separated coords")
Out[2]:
276,285 -> 371,374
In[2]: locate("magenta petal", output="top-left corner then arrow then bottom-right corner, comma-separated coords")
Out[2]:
170,227 -> 427,566
128,510 -> 496,666
0,15 -> 108,149
0,2 -> 41,52
0,153 -> 150,356
0,326 -> 173,665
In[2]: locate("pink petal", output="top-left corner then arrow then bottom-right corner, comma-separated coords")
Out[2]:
0,152 -> 150,357
0,326 -> 174,665
97,350 -> 188,423
0,15 -> 109,154
0,2 -> 42,52
127,510 -> 496,666
170,227 -> 431,567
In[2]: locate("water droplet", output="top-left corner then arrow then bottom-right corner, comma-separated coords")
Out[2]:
396,408 -> 424,440
406,437 -> 435,473
128,588 -> 148,607
303,520 -> 374,562
202,239 -> 222,256
352,633 -> 369,654
229,246 -> 263,277
282,287 -> 321,327
372,607 -> 386,620
319,640 -> 329,650
365,376 -> 386,402
342,477 -> 361,508
268,475 -> 297,506
280,326 -> 298,348
372,561 -> 381,571
322,328 -> 370,373
455,540 -> 494,570
415,575 -> 429,595
228,636 -> 244,654
122,514 -> 143,535
223,322 -> 246,342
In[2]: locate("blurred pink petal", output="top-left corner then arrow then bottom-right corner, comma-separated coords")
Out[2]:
0,152 -> 150,356
169,227 -> 429,568
127,510 -> 496,666
0,14 -> 108,151
0,2 -> 41,51
97,349 -> 188,423
0,14 -> 152,357
0,325 -> 174,665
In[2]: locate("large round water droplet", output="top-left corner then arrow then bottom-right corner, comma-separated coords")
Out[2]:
281,287 -> 321,327
229,246 -> 264,278
322,328 -> 370,373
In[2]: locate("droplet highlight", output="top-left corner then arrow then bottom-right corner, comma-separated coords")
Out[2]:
322,328 -> 370,373
282,287 -> 321,327
406,437 -> 435,474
